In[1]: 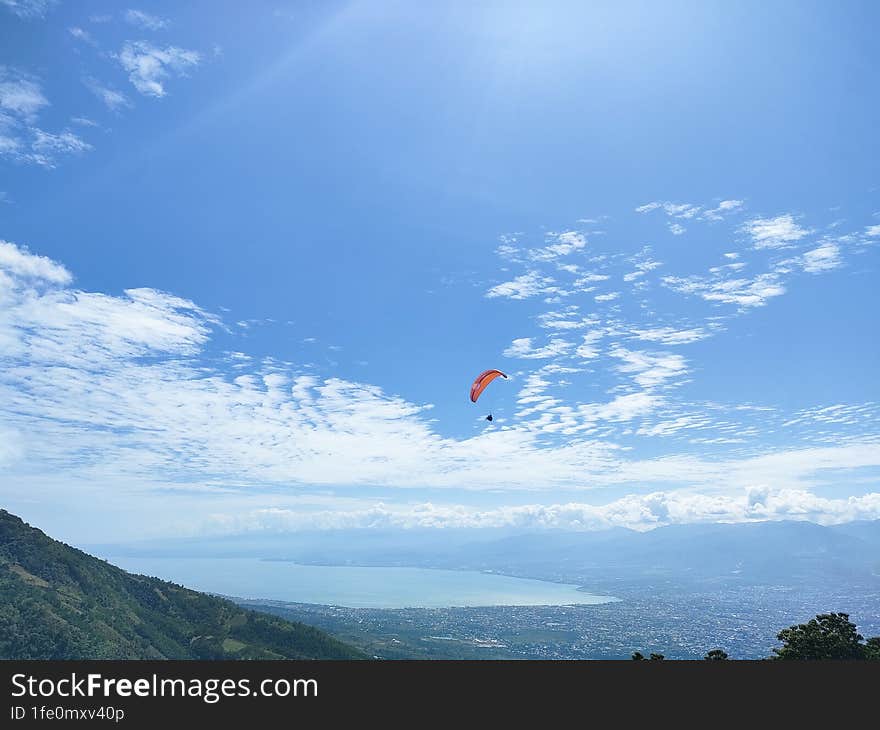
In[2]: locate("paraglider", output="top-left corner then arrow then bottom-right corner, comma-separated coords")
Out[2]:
469,368 -> 507,422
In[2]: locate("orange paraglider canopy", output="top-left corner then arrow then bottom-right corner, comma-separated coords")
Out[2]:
469,369 -> 508,403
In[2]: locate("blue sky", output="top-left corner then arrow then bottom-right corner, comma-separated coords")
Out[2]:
1,1 -> 878,543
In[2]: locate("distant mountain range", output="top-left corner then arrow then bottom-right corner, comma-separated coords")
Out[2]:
444,520 -> 880,586
90,519 -> 880,589
0,509 -> 365,660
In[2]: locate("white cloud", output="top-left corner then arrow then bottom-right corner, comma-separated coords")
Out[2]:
594,292 -> 619,302
0,241 -> 670,496
635,202 -> 661,213
199,486 -> 880,534
663,272 -> 786,308
801,242 -> 842,273
28,129 -> 92,167
0,124 -> 20,156
573,272 -> 610,289
537,309 -> 596,330
118,41 -> 201,98
575,331 -> 603,359
70,116 -> 98,127
84,77 -> 131,111
504,337 -> 573,359
486,271 -> 559,300
639,199 -> 744,226
623,258 -> 662,282
782,403 -> 879,429
0,69 -> 91,167
495,243 -> 521,262
665,203 -> 700,219
864,225 -> 880,237
68,26 -> 93,44
528,231 -> 587,261
0,240 -> 72,283
610,346 -> 688,389
744,214 -> 810,249
0,0 -> 55,19
4,234 -> 880,541
703,199 -> 744,221
636,201 -> 701,219
0,125 -> 90,168
124,9 -> 169,30
637,414 -> 713,437
495,235 -> 522,262
515,372 -> 552,403
0,69 -> 48,121
630,326 -> 709,345
0,425 -> 23,467
0,127 -> 91,168
579,392 -> 664,423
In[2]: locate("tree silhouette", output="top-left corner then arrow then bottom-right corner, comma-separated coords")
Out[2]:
631,615 -> 880,661
773,613 -> 868,660
704,649 -> 729,660
631,651 -> 665,660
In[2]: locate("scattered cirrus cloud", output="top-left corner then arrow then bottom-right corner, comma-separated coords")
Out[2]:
744,213 -> 810,249
68,26 -> 95,45
573,272 -> 610,289
0,68 -> 91,167
124,9 -> 169,31
623,250 -> 663,281
0,68 -> 48,121
28,129 -> 92,166
505,337 -> 574,360
70,116 -> 99,128
576,331 -> 604,359
0,0 -> 55,19
781,403 -> 880,429
594,291 -> 619,302
118,41 -> 201,98
703,199 -> 744,220
636,199 -> 745,228
486,270 -> 561,300
610,346 -> 688,390
1,237 -> 879,539
629,326 -> 710,345
83,76 -> 131,111
636,201 -> 701,219
800,241 -> 843,273
663,271 -> 786,308
528,231 -> 587,262
537,308 -> 598,331
480,203 -> 874,451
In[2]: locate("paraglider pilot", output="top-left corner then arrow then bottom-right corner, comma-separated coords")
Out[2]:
470,369 -> 507,425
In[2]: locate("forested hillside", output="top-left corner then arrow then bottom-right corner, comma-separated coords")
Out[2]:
0,510 -> 364,660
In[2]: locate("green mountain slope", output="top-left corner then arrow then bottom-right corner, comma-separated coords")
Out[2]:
0,510 -> 365,660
